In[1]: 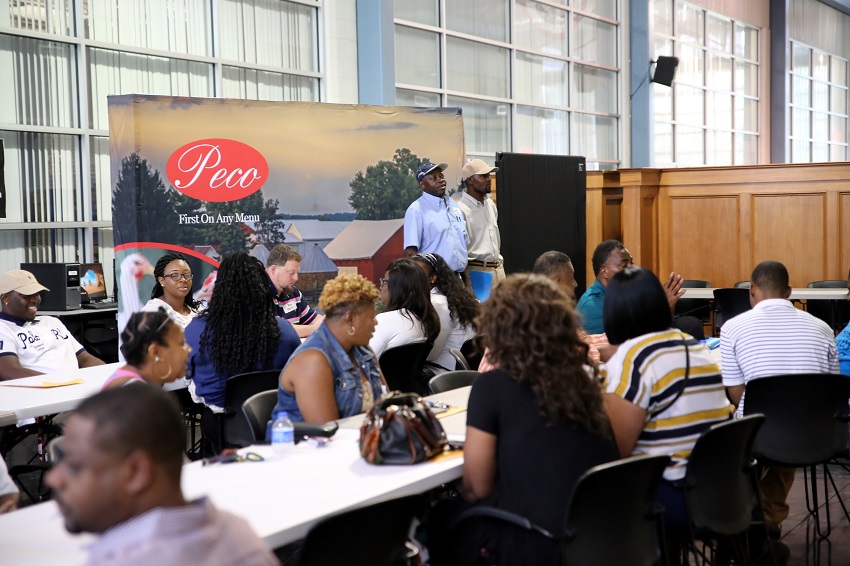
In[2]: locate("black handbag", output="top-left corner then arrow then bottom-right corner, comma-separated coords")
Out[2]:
359,391 -> 448,465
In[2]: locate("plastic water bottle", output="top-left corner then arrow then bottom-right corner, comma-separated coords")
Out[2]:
271,411 -> 294,455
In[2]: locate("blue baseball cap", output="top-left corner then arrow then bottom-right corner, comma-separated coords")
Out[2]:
416,162 -> 448,182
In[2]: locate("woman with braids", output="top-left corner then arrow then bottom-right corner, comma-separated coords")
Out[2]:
368,258 -> 442,358
141,252 -> 204,329
412,253 -> 478,371
430,274 -> 617,566
273,273 -> 386,424
102,309 -> 191,389
184,252 -> 300,412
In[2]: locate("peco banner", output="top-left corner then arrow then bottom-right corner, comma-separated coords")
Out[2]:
107,95 -> 465,333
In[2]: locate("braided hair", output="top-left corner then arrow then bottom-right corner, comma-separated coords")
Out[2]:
150,252 -> 202,312
414,253 -> 479,331
198,252 -> 281,376
120,309 -> 173,366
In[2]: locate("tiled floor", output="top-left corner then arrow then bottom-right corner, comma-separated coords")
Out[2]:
777,463 -> 850,565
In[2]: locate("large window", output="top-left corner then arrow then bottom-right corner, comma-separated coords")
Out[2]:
0,0 -> 322,276
653,0 -> 760,166
394,0 -> 622,168
788,43 -> 848,162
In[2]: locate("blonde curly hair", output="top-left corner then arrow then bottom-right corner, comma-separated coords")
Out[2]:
318,273 -> 380,318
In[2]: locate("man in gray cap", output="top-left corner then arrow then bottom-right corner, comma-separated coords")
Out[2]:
456,159 -> 504,283
0,269 -> 103,380
404,162 -> 470,274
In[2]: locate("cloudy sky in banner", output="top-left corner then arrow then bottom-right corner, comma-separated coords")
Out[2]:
108,96 -> 465,215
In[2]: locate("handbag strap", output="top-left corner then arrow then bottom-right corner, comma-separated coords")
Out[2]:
649,332 -> 694,417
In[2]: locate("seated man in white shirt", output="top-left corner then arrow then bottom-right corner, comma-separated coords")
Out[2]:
47,384 -> 277,566
0,269 -> 103,381
721,260 -> 838,537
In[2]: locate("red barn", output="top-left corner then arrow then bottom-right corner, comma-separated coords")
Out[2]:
323,219 -> 405,285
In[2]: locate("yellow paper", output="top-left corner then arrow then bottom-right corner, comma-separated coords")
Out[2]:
0,378 -> 84,388
435,406 -> 467,419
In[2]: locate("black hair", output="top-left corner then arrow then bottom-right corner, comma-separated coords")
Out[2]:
150,252 -> 201,311
751,261 -> 789,293
413,253 -> 479,330
591,240 -> 625,276
119,309 -> 173,366
603,267 -> 672,345
199,252 -> 282,376
75,383 -> 185,480
533,251 -> 572,278
384,258 -> 440,345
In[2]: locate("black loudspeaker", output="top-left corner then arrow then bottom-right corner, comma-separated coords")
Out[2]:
652,56 -> 679,87
495,153 -> 587,297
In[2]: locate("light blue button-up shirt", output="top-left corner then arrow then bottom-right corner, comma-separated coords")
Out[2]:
404,192 -> 470,272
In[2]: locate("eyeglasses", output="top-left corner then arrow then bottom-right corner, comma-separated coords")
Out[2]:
164,272 -> 193,281
379,278 -> 389,287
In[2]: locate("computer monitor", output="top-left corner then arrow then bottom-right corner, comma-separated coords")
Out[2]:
79,262 -> 108,302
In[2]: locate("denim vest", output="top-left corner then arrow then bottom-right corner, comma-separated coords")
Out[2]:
272,322 -> 383,424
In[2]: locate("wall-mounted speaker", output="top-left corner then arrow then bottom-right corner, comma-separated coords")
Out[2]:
652,56 -> 679,87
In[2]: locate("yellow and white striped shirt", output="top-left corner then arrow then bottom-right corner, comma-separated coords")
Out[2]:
604,330 -> 734,480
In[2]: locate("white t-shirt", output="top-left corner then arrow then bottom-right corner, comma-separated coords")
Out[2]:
0,315 -> 84,373
428,289 -> 474,371
369,309 -> 429,358
141,298 -> 197,330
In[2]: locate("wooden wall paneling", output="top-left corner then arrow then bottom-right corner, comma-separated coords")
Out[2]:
585,172 -> 605,286
751,193 -> 826,288
667,196 -> 740,287
841,193 -> 850,281
586,171 -> 624,286
640,187 -> 658,275
620,169 -> 660,272
825,190 -> 840,279
738,192 -> 753,283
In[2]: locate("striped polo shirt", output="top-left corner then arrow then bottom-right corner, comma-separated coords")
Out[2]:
605,330 -> 734,480
720,298 -> 838,418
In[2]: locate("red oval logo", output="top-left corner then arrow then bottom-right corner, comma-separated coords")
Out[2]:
166,138 -> 268,202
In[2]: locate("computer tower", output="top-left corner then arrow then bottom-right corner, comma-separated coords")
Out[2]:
20,263 -> 82,311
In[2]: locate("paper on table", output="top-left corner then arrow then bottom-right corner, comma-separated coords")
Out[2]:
0,378 -> 84,388
435,406 -> 466,419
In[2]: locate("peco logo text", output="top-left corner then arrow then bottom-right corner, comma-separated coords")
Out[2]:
166,139 -> 269,202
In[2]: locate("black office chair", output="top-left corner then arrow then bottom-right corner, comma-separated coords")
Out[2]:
675,279 -> 712,325
378,341 -> 432,396
298,495 -> 423,566
241,390 -> 340,445
677,415 -> 769,565
449,348 -> 470,370
450,454 -> 670,565
744,373 -> 850,539
460,336 -> 484,372
82,322 -> 119,363
713,288 -> 752,335
428,370 -> 478,394
203,369 -> 281,453
242,390 -> 278,443
806,280 -> 850,332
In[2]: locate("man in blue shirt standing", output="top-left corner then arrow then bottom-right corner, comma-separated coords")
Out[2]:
404,162 -> 470,275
